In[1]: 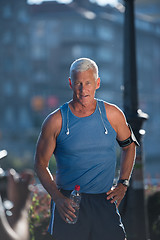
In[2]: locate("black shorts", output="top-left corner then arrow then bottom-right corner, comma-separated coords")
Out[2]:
48,189 -> 126,240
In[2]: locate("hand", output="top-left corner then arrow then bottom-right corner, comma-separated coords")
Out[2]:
106,184 -> 127,207
54,193 -> 76,223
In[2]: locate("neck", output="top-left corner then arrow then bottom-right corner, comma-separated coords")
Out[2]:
69,98 -> 97,117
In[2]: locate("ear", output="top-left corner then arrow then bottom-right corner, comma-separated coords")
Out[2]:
96,77 -> 100,90
69,78 -> 72,89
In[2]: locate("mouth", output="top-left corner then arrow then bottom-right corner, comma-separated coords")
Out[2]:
80,95 -> 89,98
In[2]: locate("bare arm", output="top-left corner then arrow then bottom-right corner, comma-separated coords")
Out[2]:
115,106 -> 136,182
34,111 -> 61,201
119,144 -> 136,180
105,103 -> 136,206
34,110 -> 76,222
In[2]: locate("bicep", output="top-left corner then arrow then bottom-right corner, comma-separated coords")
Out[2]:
35,119 -> 57,169
35,110 -> 62,167
115,110 -> 131,142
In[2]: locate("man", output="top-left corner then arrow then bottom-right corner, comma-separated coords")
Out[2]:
34,58 -> 138,240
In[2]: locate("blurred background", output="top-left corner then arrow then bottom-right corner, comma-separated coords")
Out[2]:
0,0 -> 160,178
0,0 -> 160,239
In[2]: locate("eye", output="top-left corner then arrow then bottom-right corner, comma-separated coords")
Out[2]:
86,81 -> 90,85
74,82 -> 80,86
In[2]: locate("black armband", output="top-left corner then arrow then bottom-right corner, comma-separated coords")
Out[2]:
117,124 -> 140,147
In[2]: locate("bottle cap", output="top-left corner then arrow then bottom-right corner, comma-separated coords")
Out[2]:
75,185 -> 80,191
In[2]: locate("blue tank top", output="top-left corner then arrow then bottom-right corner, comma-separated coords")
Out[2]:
54,99 -> 117,193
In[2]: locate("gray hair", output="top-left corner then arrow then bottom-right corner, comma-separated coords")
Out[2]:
70,58 -> 99,81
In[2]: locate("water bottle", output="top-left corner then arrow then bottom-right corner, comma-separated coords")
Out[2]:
66,185 -> 81,224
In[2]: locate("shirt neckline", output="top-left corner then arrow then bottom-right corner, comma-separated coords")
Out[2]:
68,99 -> 98,119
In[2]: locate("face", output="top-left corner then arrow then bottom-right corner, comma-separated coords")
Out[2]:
69,68 -> 100,105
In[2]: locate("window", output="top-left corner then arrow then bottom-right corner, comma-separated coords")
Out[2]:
34,71 -> 46,82
81,46 -> 93,58
156,25 -> 160,36
47,20 -> 60,47
19,83 -> 29,97
72,45 -> 93,59
31,22 -> 47,60
73,23 -> 84,36
19,108 -> 31,128
136,19 -> 151,32
35,21 -> 45,38
97,25 -> 113,41
2,5 -> 12,19
5,107 -> 14,125
98,90 -> 114,102
72,45 -> 82,58
4,82 -> 14,96
97,47 -> 113,61
17,35 -> 27,48
100,69 -> 112,84
32,45 -> 46,60
2,31 -> 12,44
72,22 -> 93,36
3,58 -> 13,73
17,10 -> 28,23
84,23 -> 93,35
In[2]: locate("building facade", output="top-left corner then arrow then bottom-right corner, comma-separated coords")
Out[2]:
0,0 -> 160,176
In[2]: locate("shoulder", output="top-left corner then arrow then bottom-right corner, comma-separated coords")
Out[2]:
103,101 -> 131,140
102,101 -> 128,135
100,100 -> 132,141
41,108 -> 62,139
103,101 -> 126,122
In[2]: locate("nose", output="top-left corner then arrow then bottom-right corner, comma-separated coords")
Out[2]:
79,83 -> 86,92
79,83 -> 83,91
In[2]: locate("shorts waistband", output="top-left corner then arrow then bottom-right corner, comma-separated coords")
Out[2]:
59,189 -> 107,198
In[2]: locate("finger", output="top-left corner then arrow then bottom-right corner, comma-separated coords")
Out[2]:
106,191 -> 116,200
67,209 -> 77,218
110,197 -> 117,203
64,199 -> 76,213
64,211 -> 76,223
64,206 -> 76,220
62,202 -> 76,216
64,215 -> 72,223
58,210 -> 68,222
58,200 -> 76,218
106,189 -> 113,195
59,207 -> 76,223
106,185 -> 116,194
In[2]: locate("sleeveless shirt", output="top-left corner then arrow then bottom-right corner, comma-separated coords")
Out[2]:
54,99 -> 117,193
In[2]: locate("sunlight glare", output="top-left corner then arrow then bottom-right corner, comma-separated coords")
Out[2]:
27,0 -> 118,6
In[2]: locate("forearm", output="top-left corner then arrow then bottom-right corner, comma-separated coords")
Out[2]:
34,162 -> 62,202
119,143 -> 136,180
